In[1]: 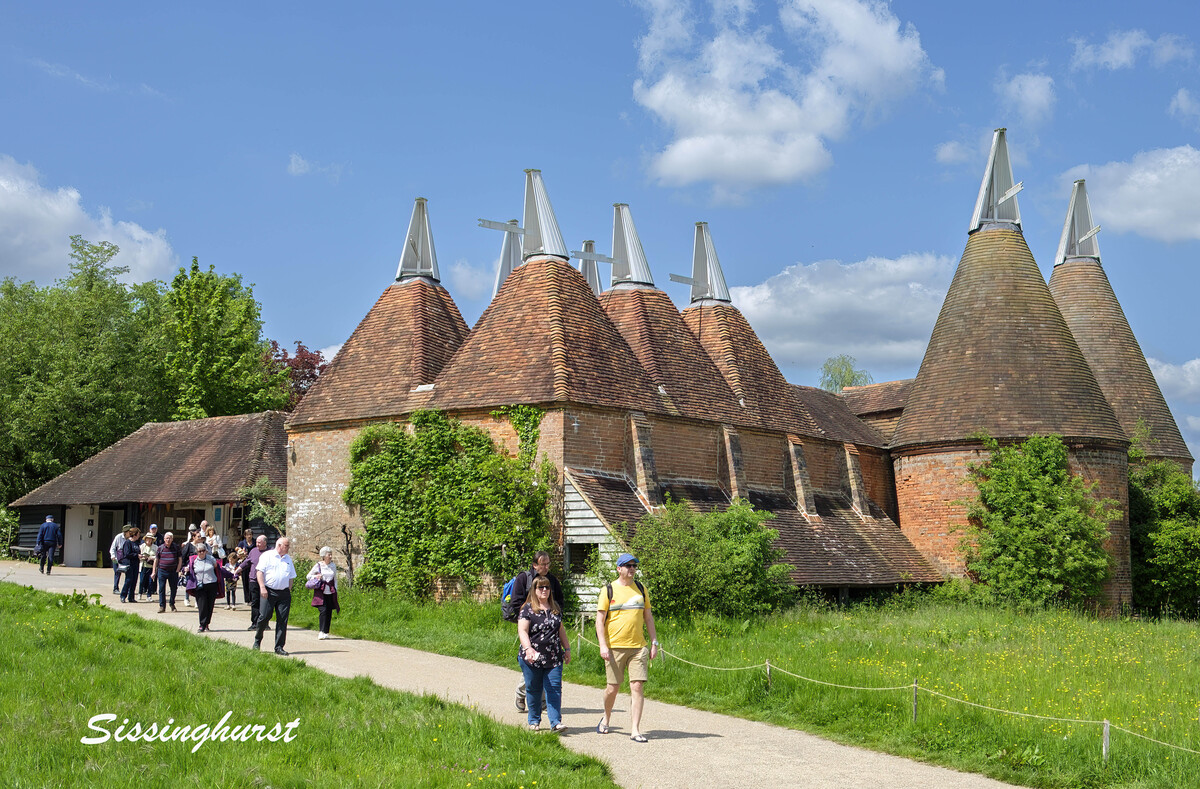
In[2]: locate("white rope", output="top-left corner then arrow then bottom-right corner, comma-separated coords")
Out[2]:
1109,724 -> 1200,756
770,663 -> 912,691
917,687 -> 1105,725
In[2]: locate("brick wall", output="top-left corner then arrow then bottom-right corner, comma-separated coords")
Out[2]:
740,430 -> 787,491
858,446 -> 899,523
1067,443 -> 1132,607
803,439 -> 849,493
562,407 -> 630,475
286,425 -> 366,560
648,417 -> 720,482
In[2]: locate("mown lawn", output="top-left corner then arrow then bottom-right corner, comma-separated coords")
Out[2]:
289,584 -> 1200,788
0,583 -> 617,789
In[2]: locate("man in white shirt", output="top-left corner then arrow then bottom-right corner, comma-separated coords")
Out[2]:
254,537 -> 297,656
109,530 -> 128,594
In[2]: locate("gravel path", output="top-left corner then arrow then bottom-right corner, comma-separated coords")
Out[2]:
8,562 -> 1021,788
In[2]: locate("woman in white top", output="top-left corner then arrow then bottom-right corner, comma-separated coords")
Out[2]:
186,543 -> 232,632
306,547 -> 340,639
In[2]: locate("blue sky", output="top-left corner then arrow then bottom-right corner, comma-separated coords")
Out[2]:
3,1 -> 1199,460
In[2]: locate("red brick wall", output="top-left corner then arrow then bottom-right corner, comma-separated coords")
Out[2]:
562,408 -> 629,475
1067,444 -> 1132,607
649,417 -> 721,482
859,446 -> 899,523
803,439 -> 848,493
286,425 -> 367,560
739,430 -> 786,491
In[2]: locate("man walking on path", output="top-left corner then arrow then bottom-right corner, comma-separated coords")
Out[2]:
509,551 -> 564,713
244,534 -> 269,630
35,515 -> 62,574
596,553 -> 659,743
254,536 -> 296,656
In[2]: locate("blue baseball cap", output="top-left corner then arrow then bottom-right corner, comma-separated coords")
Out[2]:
616,553 -> 638,567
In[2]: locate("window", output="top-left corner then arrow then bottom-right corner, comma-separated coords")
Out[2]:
567,543 -> 598,575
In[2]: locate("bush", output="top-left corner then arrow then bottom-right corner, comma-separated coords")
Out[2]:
344,411 -> 551,599
1129,457 -> 1200,615
628,499 -> 794,620
964,434 -> 1115,607
0,507 -> 17,548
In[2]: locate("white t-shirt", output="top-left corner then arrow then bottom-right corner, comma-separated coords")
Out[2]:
257,550 -> 297,590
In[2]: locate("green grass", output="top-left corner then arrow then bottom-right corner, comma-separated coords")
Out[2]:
289,584 -> 1200,788
0,583 -> 617,789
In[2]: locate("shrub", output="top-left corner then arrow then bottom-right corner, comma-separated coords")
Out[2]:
628,499 -> 794,619
0,507 -> 17,548
1129,457 -> 1200,615
344,411 -> 550,599
964,434 -> 1115,607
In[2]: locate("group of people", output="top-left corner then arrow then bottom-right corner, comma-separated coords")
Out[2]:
510,550 -> 658,743
93,519 -> 340,653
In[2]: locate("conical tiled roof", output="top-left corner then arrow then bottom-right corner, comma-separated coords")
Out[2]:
1049,257 -> 1191,463
682,302 -> 822,438
287,278 -> 469,427
429,255 -> 666,413
893,224 -> 1125,449
600,287 -> 748,425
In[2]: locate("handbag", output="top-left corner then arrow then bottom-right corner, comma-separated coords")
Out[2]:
305,574 -> 322,590
115,563 -> 129,572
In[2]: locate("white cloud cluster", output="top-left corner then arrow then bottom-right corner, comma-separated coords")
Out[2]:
1069,30 -> 1193,71
445,258 -> 493,302
633,0 -> 939,195
0,154 -> 175,284
995,71 -> 1055,127
287,153 -> 343,181
1149,357 -> 1200,403
1064,146 -> 1200,242
730,252 -> 953,370
1169,88 -> 1200,127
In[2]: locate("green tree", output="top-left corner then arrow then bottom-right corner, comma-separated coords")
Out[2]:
165,258 -> 288,420
628,499 -> 794,619
344,411 -> 551,598
1129,457 -> 1200,614
236,476 -> 287,534
819,354 -> 873,393
964,434 -> 1115,606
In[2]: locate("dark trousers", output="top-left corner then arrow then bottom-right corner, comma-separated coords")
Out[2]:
194,582 -> 219,628
245,575 -> 259,625
139,567 -> 154,596
120,567 -> 139,602
38,549 -> 57,573
317,603 -> 334,634
256,588 -> 291,650
157,569 -> 179,608
113,564 -> 122,592
225,581 -> 237,606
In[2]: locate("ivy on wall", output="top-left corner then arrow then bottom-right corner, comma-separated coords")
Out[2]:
491,405 -> 543,467
344,410 -> 551,598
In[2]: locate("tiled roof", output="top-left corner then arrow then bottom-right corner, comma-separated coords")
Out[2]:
565,469 -> 648,540
789,385 -> 886,447
1050,258 -> 1192,463
287,278 -> 468,428
12,412 -> 287,506
750,491 -> 943,586
893,225 -> 1126,450
681,302 -> 823,438
841,379 -> 914,417
430,256 -> 667,413
599,287 -> 749,426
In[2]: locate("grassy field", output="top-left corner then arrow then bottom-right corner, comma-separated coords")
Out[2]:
0,583 -> 617,789
289,584 -> 1200,788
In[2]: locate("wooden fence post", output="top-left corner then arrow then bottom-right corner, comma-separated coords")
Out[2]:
1103,720 -> 1110,765
912,679 -> 919,723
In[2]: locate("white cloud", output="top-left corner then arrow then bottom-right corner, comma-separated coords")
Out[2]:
995,71 -> 1055,127
318,343 -> 343,361
1064,146 -> 1200,242
731,252 -> 954,370
633,0 -> 938,194
287,153 -> 343,181
1149,357 -> 1200,403
1070,30 -> 1193,71
1169,88 -> 1200,127
1187,415 -> 1200,432
445,258 -> 493,302
0,154 -> 175,284
934,140 -> 969,164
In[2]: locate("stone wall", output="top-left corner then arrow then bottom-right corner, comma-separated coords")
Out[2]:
286,425 -> 365,560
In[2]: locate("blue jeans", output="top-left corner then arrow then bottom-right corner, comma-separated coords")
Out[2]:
518,656 -> 563,728
157,569 -> 179,608
120,567 -> 139,601
139,567 -> 154,596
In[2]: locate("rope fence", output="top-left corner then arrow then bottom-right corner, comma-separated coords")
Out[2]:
571,618 -> 1197,765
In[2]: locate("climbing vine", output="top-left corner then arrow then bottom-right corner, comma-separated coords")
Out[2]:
345,410 -> 551,598
491,405 -> 544,466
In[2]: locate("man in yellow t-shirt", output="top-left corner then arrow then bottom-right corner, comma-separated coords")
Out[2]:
595,553 -> 659,743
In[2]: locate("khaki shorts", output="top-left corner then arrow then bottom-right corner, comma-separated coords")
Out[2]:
605,646 -> 649,686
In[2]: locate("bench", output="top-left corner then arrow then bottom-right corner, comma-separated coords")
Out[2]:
10,524 -> 52,561
9,545 -> 36,560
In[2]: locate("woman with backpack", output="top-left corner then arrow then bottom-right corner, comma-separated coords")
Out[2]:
517,576 -> 571,732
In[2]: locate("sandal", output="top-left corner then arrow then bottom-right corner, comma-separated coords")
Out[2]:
552,723 -> 567,733
630,733 -> 648,743
596,720 -> 609,735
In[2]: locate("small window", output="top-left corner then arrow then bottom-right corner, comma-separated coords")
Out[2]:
568,543 -> 598,575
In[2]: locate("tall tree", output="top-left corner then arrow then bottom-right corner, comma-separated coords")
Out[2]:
819,354 -> 873,393
165,258 -> 288,420
269,340 -> 327,410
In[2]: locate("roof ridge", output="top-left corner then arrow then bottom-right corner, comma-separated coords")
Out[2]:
244,412 -> 270,488
547,260 -> 570,401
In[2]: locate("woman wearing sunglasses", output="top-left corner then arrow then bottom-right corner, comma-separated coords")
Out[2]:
517,577 -> 571,732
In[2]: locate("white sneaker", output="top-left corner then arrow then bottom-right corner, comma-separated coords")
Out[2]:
317,632 -> 328,640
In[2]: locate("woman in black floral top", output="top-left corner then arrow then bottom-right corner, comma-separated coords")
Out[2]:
517,577 -> 571,732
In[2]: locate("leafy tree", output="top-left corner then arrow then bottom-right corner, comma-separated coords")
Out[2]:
627,499 -> 794,619
344,411 -> 550,598
236,476 -> 287,534
1129,457 -> 1200,615
819,354 -> 873,393
165,258 -> 288,420
269,340 -> 328,410
964,434 -> 1115,606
